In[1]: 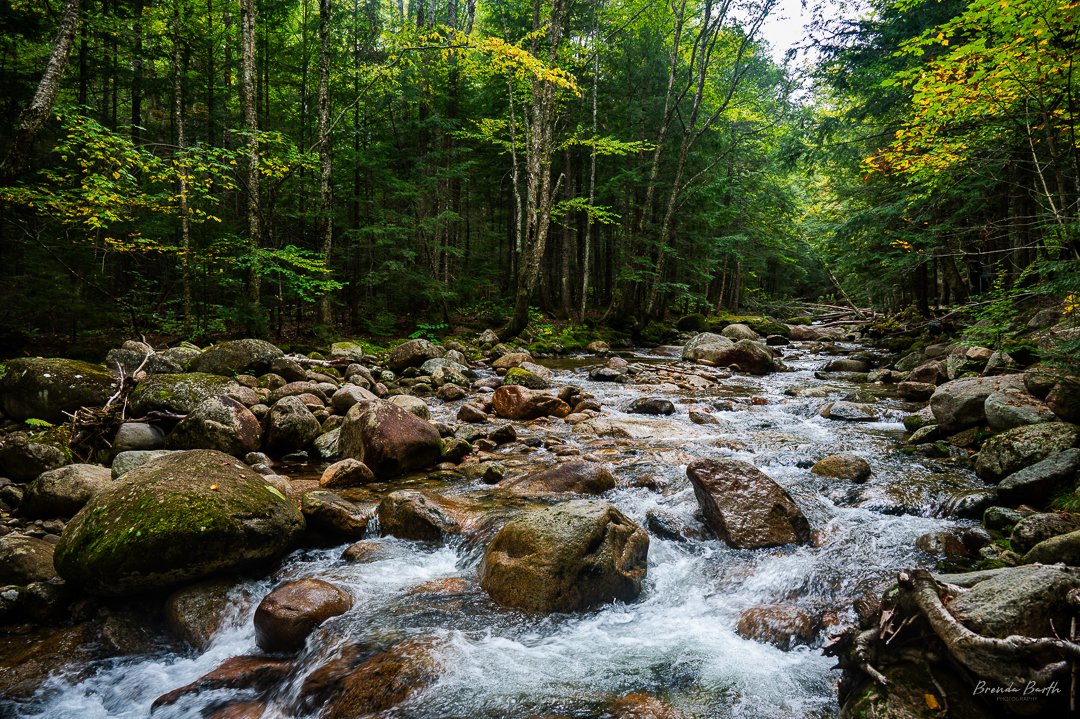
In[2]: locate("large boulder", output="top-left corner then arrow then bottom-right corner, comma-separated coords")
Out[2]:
1011,512 -> 1080,554
264,396 -> 321,455
682,333 -> 734,363
984,387 -> 1056,431
949,564 -> 1080,639
339,400 -> 442,478
1047,380 -> 1080,422
166,396 -> 262,457
490,385 -> 571,420
929,375 -> 1025,433
1023,530 -> 1080,565
996,448 -> 1080,506
53,449 -> 304,596
500,461 -> 616,495
975,422 -> 1080,482
20,463 -> 112,518
387,339 -> 443,373
0,358 -> 116,423
130,373 -> 240,416
478,500 -> 649,613
720,323 -> 762,342
686,458 -> 811,549
187,339 -> 284,376
254,578 -> 352,652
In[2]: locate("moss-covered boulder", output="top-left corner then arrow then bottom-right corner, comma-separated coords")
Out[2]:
0,357 -> 116,423
0,429 -> 72,482
54,449 -> 304,596
186,339 -> 284,376
129,373 -> 240,416
502,366 -> 550,390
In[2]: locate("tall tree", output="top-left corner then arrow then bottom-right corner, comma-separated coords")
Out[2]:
317,0 -> 334,324
240,0 -> 262,308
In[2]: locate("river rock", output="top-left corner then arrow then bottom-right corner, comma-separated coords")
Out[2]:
0,533 -> 58,585
608,692 -> 685,719
736,605 -> 816,649
500,461 -> 616,495
339,400 -> 442,478
996,448 -> 1080,506
254,578 -> 353,652
949,564 -> 1080,639
929,375 -> 1025,433
720,323 -> 761,342
478,500 -> 649,613
166,395 -> 262,457
330,385 -> 378,415
301,490 -> 371,541
0,357 -> 116,423
1010,512 -> 1080,554
268,381 -> 328,405
1047,380 -> 1080,422
112,422 -> 165,453
165,579 -> 247,650
130,373 -> 241,416
984,387 -> 1056,431
152,655 -> 293,710
819,401 -> 877,422
491,385 -> 571,420
321,638 -> 442,718
975,422 -> 1080,482
491,351 -> 532,370
111,449 -> 177,478
387,394 -> 430,419
388,338 -> 443,373
319,458 -> 377,489
265,396 -> 321,455
625,397 -> 676,416
1022,530 -> 1080,565
0,430 -> 71,482
503,366 -> 550,390
187,339 -> 284,376
313,428 -> 341,461
823,358 -> 870,373
329,341 -> 365,362
682,332 -> 734,363
896,381 -> 935,401
810,455 -> 871,483
686,458 -> 811,549
377,490 -> 465,541
54,449 -> 304,596
909,360 -> 947,385
20,463 -> 112,518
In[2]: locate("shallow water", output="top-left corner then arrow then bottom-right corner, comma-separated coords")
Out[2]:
10,342 -> 984,719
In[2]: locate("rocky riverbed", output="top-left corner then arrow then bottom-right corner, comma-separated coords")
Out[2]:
0,322 -> 1078,718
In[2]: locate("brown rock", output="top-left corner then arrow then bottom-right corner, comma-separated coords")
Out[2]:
165,579 -> 249,650
500,460 -> 616,495
491,352 -> 533,369
609,692 -> 685,719
152,655 -> 292,709
491,385 -> 571,420
686,458 -> 811,549
810,454 -> 871,483
341,540 -> 395,563
300,490 -> 371,541
322,638 -> 442,719
254,578 -> 353,653
339,400 -> 442,478
736,605 -> 816,649
479,500 -> 649,613
377,490 -> 467,541
319,458 -> 377,489
0,533 -> 58,585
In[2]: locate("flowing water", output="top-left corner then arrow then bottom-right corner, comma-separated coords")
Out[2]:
9,341 -> 986,719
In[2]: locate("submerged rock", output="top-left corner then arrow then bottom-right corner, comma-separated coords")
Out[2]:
54,449 -> 304,596
479,500 -> 649,613
686,458 -> 811,549
810,455 -> 871,483
321,638 -> 442,719
500,460 -> 616,495
736,605 -> 817,650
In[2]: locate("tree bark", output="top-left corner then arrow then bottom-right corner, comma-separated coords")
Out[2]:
240,0 -> 262,306
317,0 -> 335,325
173,0 -> 193,334
2,0 -> 81,180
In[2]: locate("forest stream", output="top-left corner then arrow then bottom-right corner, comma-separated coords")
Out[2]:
6,339 -> 988,719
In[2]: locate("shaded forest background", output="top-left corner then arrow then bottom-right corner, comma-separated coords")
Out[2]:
0,0 -> 1076,355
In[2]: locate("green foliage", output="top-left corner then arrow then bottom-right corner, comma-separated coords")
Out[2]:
24,418 -> 55,429
409,322 -> 448,343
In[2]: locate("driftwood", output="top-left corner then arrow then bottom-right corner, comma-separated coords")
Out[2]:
902,568 -> 1080,687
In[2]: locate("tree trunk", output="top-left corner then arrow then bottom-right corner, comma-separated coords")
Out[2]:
317,0 -> 334,325
173,0 -> 192,334
240,0 -> 262,306
2,0 -> 81,180
131,0 -> 144,136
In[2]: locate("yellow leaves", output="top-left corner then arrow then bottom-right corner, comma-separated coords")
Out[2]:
924,694 -> 941,711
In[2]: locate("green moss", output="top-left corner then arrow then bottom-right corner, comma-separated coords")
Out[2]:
786,316 -> 812,325
639,320 -> 675,344
675,313 -> 708,332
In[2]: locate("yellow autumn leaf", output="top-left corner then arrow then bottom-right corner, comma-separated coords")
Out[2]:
924,693 -> 940,710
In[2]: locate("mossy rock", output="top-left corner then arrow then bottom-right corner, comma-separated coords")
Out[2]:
129,373 -> 240,416
0,428 -> 74,482
786,316 -> 813,326
503,366 -> 550,390
54,449 -> 304,596
0,357 -> 116,423
675,314 -> 708,332
186,339 -> 284,376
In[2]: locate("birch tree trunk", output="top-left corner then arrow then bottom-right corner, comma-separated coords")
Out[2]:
173,0 -> 193,334
317,0 -> 334,325
240,0 -> 262,306
2,0 -> 81,180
